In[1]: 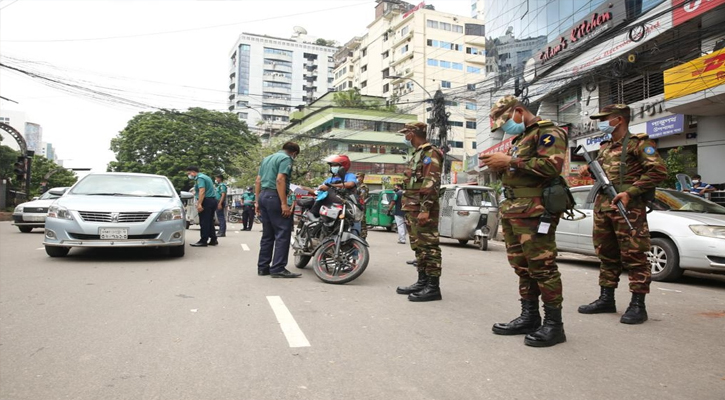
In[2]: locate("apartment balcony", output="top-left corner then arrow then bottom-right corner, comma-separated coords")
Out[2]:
465,53 -> 486,65
304,63 -> 318,71
263,73 -> 292,84
464,35 -> 486,47
228,94 -> 235,101
303,84 -> 318,92
229,82 -> 236,90
228,105 -> 234,111
263,62 -> 293,73
263,96 -> 291,107
263,86 -> 291,95
263,52 -> 292,63
262,108 -> 291,118
229,72 -> 236,79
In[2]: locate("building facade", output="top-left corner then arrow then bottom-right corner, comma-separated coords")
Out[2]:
227,32 -> 337,138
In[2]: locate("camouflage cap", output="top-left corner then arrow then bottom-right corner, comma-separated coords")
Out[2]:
489,95 -> 519,132
397,122 -> 428,136
590,104 -> 630,120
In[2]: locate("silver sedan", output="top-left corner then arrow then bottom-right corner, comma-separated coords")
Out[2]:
557,185 -> 725,281
43,172 -> 193,258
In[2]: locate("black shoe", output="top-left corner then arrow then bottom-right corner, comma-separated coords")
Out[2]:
578,286 -> 617,314
271,269 -> 302,278
405,260 -> 418,266
396,270 -> 427,294
620,293 -> 648,324
217,233 -> 226,237
208,240 -> 219,246
524,305 -> 567,347
492,299 -> 542,335
190,241 -> 207,247
258,270 -> 270,276
408,276 -> 442,302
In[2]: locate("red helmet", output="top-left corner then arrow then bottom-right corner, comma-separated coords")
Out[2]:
324,154 -> 351,171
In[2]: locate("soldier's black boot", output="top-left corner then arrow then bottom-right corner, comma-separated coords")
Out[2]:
524,305 -> 566,347
408,276 -> 442,302
396,270 -> 427,295
620,293 -> 648,324
491,299 -> 541,335
577,286 -> 616,314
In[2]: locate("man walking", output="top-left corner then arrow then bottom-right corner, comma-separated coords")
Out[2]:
356,172 -> 369,240
256,142 -> 302,278
214,174 -> 228,237
395,122 -> 444,302
186,166 -> 218,247
578,104 -> 667,324
241,186 -> 256,231
479,95 -> 568,347
388,184 -> 407,244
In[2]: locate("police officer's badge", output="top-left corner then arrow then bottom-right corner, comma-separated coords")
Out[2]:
423,156 -> 432,165
644,146 -> 656,155
539,134 -> 555,147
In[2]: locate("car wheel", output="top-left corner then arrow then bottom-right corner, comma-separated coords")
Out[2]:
185,221 -> 190,230
169,245 -> 185,257
386,225 -> 393,232
648,237 -> 683,282
45,246 -> 70,257
458,239 -> 469,245
478,238 -> 488,251
18,226 -> 33,233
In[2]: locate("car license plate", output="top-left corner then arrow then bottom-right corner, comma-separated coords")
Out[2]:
25,215 -> 45,222
99,228 -> 128,240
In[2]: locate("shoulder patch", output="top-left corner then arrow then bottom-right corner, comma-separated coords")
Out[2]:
537,120 -> 554,127
423,156 -> 432,165
644,146 -> 656,155
539,133 -> 556,147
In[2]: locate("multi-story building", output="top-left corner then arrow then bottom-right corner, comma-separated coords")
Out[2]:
332,0 -> 486,167
39,141 -> 57,161
470,0 -> 483,19
227,31 -> 337,138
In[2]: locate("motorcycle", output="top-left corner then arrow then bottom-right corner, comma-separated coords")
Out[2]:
227,209 -> 243,223
292,190 -> 369,284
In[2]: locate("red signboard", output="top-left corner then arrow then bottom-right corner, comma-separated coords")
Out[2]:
478,137 -> 515,167
672,0 -> 725,26
403,2 -> 425,19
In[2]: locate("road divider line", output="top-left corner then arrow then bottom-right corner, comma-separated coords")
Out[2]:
266,296 -> 310,348
241,244 -> 250,251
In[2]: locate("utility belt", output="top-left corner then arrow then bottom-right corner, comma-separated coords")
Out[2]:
502,187 -> 543,200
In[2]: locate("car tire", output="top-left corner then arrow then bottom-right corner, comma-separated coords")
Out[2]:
649,237 -> 683,282
478,238 -> 488,251
169,245 -> 185,258
18,226 -> 33,233
386,225 -> 393,232
45,246 -> 70,257
185,221 -> 190,230
458,239 -> 469,245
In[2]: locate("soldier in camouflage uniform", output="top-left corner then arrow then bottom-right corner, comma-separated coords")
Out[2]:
356,172 -> 369,240
395,122 -> 444,302
578,104 -> 667,324
479,95 -> 568,347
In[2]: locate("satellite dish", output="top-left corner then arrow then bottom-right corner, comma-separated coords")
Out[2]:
523,57 -> 536,83
293,26 -> 308,35
505,26 -> 514,36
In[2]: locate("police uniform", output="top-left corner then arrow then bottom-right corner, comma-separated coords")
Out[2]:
395,122 -> 444,302
482,95 -> 568,348
578,104 -> 667,324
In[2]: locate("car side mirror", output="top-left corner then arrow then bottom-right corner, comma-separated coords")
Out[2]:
48,188 -> 65,196
180,191 -> 194,200
32,197 -> 39,201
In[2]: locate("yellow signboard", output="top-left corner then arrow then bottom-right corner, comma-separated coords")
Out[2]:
363,174 -> 404,185
664,48 -> 725,100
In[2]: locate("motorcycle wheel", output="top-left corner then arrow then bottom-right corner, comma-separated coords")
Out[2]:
294,253 -> 312,269
228,215 -> 240,223
312,239 -> 369,284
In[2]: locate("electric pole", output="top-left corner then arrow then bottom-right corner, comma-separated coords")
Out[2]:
428,89 -> 450,183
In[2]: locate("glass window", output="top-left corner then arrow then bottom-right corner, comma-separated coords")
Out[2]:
401,26 -> 409,36
400,45 -> 409,54
441,22 -> 451,31
439,60 -> 451,68
441,81 -> 451,88
452,63 -> 463,70
467,66 -> 482,74
465,102 -> 477,110
427,20 -> 438,29
467,83 -> 476,91
427,59 -> 438,67
466,121 -> 477,129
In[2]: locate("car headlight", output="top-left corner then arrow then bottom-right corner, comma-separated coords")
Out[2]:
48,205 -> 73,220
156,207 -> 183,222
689,225 -> 725,239
14,206 -> 23,213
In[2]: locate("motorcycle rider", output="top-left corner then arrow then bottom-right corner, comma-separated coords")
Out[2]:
301,155 -> 358,216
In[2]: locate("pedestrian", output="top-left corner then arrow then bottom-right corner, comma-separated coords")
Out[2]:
356,172 -> 369,240
241,186 -> 256,231
388,183 -> 407,244
686,174 -> 716,198
479,95 -> 568,347
186,166 -> 218,247
395,122 -> 444,302
578,104 -> 667,324
255,141 -> 302,278
214,174 -> 228,237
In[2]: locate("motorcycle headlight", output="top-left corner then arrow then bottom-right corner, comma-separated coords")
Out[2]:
14,206 -> 23,213
689,225 -> 725,239
156,207 -> 183,222
48,205 -> 73,220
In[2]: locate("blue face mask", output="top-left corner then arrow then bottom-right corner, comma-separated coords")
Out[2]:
403,136 -> 412,147
501,110 -> 525,135
330,166 -> 340,175
188,174 -> 196,180
597,120 -> 618,135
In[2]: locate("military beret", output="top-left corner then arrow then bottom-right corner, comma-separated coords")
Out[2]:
590,104 -> 631,120
489,95 -> 520,132
398,122 -> 428,135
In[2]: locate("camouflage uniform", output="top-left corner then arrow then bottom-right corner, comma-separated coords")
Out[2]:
401,123 -> 444,278
592,107 -> 667,294
491,96 -> 568,308
356,174 -> 369,239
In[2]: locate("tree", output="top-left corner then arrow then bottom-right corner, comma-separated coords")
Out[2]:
662,146 -> 697,189
108,108 -> 258,190
0,136 -> 20,183
315,38 -> 337,47
29,155 -> 77,197
332,88 -> 397,112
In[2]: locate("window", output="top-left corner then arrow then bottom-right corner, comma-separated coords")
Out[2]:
472,142 -> 477,149
427,20 -> 438,29
454,25 -> 464,33
427,59 -> 438,67
467,83 -> 476,91
362,48 -> 367,57
445,100 -> 459,107
382,51 -> 389,59
361,80 -> 367,88
449,121 -> 464,127
465,23 -> 485,36
401,26 -> 409,36
465,102 -> 477,110
361,65 -> 367,72
382,67 -> 389,78
383,83 -> 389,93
439,60 -> 451,68
440,22 -> 451,31
237,112 -> 248,119
383,32 -> 389,42
452,62 -> 463,71
467,66 -> 482,74
348,144 -> 364,152
441,80 -> 451,88
466,121 -> 477,129
406,82 -> 415,91
400,45 -> 409,54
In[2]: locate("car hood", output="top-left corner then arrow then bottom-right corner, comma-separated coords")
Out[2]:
663,211 -> 725,226
18,198 -> 58,208
54,195 -> 181,212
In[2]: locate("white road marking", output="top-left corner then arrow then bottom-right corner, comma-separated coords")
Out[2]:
241,244 -> 250,251
266,296 -> 310,348
36,247 -> 44,250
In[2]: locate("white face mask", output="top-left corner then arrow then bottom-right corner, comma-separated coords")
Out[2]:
692,180 -> 700,184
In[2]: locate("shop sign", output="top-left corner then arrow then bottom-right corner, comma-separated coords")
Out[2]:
664,48 -> 725,100
575,134 -> 611,153
402,1 -> 425,19
672,0 -> 725,27
364,174 -> 404,185
647,114 -> 685,138
450,161 -> 464,173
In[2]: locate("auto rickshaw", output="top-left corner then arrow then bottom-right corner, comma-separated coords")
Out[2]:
365,189 -> 396,231
438,184 -> 499,250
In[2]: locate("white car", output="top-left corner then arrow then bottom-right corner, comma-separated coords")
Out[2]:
12,187 -> 69,232
43,173 -> 193,258
557,185 -> 725,281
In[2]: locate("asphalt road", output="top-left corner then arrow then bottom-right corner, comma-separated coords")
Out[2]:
1,221 -> 724,400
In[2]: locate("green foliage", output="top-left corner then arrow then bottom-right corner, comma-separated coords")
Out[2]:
0,144 -> 20,181
332,89 -> 397,112
315,38 -> 337,47
663,146 -> 697,189
108,108 -> 258,190
29,155 -> 77,197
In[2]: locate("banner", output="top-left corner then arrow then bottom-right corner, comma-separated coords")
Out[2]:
672,0 -> 725,26
664,48 -> 725,100
647,114 -> 685,138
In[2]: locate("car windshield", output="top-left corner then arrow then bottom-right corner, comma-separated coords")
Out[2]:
651,189 -> 725,214
39,190 -> 63,200
69,175 -> 175,197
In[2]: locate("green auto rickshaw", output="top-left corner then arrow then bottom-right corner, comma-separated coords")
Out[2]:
365,189 -> 396,231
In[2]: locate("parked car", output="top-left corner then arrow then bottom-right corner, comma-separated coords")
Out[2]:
12,187 -> 69,232
43,172 -> 194,258
557,185 -> 725,281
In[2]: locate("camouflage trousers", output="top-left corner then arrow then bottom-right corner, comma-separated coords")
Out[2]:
501,217 -> 563,308
405,210 -> 442,277
360,206 -> 368,239
593,206 -> 651,294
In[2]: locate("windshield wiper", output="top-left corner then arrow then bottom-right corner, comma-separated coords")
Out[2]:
83,193 -> 136,196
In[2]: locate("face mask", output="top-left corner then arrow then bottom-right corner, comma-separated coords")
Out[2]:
403,136 -> 413,147
188,174 -> 196,180
597,119 -> 618,135
330,166 -> 340,174
501,110 -> 525,135
692,180 -> 700,184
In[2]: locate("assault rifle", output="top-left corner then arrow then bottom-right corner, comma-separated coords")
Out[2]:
575,145 -> 636,235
